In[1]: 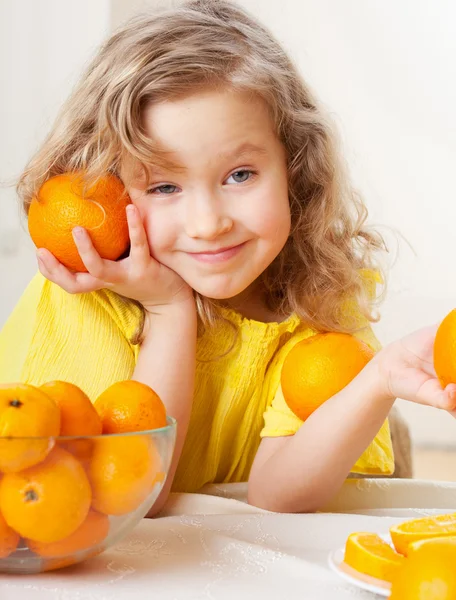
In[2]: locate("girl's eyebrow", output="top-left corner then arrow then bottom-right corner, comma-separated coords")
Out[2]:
217,142 -> 269,161
130,142 -> 268,183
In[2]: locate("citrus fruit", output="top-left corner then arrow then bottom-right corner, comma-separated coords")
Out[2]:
39,381 -> 102,437
0,447 -> 92,543
94,380 -> 167,434
390,536 -> 456,599
408,535 -> 456,555
281,333 -> 374,420
343,532 -> 404,583
40,381 -> 102,464
28,509 -> 109,558
390,513 -> 456,556
0,510 -> 20,558
434,309 -> 456,388
28,172 -> 131,272
0,383 -> 61,472
88,435 -> 160,515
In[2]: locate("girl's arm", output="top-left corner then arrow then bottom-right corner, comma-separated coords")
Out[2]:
248,360 -> 393,513
249,325 -> 456,513
134,301 -> 197,517
36,205 -> 197,514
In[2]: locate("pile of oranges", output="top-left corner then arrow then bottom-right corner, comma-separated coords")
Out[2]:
0,379 -> 167,566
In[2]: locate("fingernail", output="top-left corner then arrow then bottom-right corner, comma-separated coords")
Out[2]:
126,205 -> 135,216
72,227 -> 84,239
37,250 -> 45,262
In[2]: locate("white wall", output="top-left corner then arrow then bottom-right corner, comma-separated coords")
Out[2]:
2,0 -> 455,447
0,0 -> 111,324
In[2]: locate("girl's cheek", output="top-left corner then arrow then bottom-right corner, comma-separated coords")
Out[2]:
142,213 -> 172,257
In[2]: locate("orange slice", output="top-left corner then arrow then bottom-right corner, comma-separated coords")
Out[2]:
390,513 -> 456,556
408,534 -> 456,555
344,532 -> 405,583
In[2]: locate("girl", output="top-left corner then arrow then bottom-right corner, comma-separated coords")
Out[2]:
0,0 -> 454,515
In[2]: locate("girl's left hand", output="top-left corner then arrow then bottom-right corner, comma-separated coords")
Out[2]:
374,325 -> 456,416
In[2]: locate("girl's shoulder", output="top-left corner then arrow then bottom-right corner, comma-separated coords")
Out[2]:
13,273 -> 143,343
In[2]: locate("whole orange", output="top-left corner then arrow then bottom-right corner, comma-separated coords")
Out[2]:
281,333 -> 375,421
434,309 -> 456,388
0,383 -> 61,472
28,173 -> 131,272
390,537 -> 456,599
28,509 -> 109,558
88,435 -> 160,516
94,380 -> 167,434
40,381 -> 102,436
41,381 -> 102,466
0,447 -> 92,544
0,510 -> 20,558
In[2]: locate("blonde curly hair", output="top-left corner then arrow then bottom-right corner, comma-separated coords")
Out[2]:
17,0 -> 387,336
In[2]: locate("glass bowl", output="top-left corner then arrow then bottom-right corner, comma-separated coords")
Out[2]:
0,416 -> 176,574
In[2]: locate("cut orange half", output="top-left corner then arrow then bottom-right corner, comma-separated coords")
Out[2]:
344,532 -> 405,583
390,513 -> 456,556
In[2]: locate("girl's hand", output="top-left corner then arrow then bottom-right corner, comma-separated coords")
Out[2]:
374,325 -> 456,415
36,204 -> 193,312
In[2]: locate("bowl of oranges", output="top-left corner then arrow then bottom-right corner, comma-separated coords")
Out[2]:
0,379 -> 176,574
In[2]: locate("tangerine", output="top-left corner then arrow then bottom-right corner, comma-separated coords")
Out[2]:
281,333 -> 374,421
390,512 -> 456,556
0,447 -> 91,543
390,536 -> 456,599
344,532 -> 404,583
88,435 -> 160,516
0,509 -> 20,558
28,173 -> 131,272
28,509 -> 109,558
94,380 -> 166,434
0,383 -> 60,472
434,309 -> 456,388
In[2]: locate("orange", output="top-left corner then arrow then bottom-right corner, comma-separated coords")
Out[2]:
390,536 -> 456,599
94,380 -> 167,434
434,309 -> 456,388
28,509 -> 109,558
0,509 -> 20,558
40,381 -> 102,437
281,333 -> 374,420
344,532 -> 405,583
408,534 -> 456,556
0,383 -> 61,472
88,435 -> 160,515
0,447 -> 91,543
28,173 -> 131,272
40,381 -> 102,465
390,512 -> 456,556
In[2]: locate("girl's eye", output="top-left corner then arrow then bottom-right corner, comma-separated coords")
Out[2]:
147,184 -> 178,195
225,169 -> 255,184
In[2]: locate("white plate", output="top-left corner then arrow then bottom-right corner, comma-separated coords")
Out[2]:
328,544 -> 392,597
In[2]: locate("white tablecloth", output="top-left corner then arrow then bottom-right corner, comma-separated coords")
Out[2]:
2,479 -> 456,600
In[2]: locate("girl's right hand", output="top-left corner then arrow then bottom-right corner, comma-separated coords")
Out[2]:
373,325 -> 456,415
36,204 -> 193,313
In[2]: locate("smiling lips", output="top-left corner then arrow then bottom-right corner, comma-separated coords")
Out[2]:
187,242 -> 246,263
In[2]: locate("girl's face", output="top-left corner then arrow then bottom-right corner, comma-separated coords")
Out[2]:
125,88 -> 290,303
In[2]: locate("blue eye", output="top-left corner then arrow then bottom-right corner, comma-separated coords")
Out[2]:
147,184 -> 178,195
226,170 -> 255,184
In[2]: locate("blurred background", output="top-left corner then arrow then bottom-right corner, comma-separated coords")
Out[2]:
1,0 -> 455,479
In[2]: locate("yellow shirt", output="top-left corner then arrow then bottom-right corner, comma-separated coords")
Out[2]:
0,272 -> 394,492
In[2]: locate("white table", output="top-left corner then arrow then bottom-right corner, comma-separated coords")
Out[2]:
2,479 -> 456,600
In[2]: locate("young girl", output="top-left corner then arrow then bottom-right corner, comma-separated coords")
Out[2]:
0,0 -> 454,515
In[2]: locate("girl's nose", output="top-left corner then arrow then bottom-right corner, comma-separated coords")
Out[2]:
185,196 -> 233,240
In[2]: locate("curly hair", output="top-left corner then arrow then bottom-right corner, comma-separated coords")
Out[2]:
17,0 -> 387,336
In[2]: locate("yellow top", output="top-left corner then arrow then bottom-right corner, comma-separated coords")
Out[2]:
0,271 -> 394,492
